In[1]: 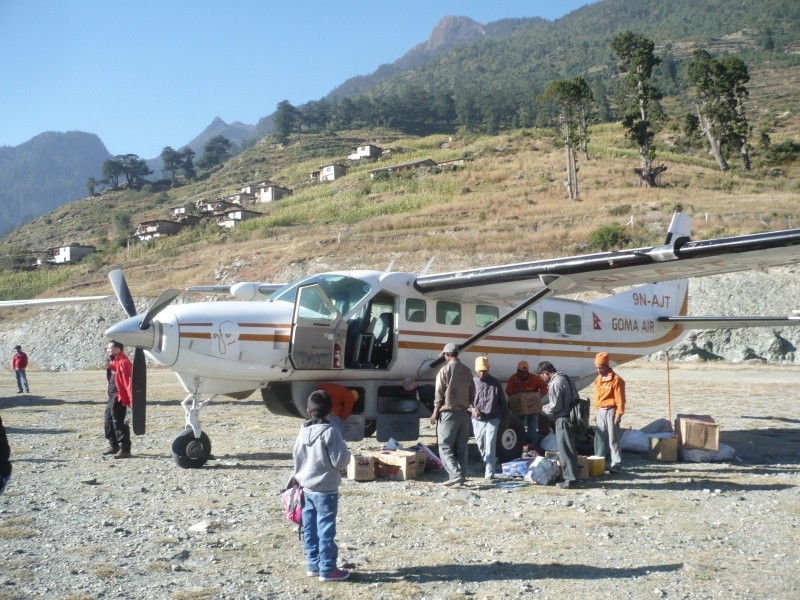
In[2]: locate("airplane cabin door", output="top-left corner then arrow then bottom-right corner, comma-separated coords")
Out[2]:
290,284 -> 347,370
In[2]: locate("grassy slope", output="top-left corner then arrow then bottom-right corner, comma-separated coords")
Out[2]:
0,64 -> 798,301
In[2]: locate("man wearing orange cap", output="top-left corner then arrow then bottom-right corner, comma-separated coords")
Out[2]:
505,360 -> 547,449
470,356 -> 508,479
593,352 -> 626,473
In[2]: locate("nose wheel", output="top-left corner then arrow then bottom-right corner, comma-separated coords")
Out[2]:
172,428 -> 212,468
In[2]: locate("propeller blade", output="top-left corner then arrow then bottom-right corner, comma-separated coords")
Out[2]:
109,269 -> 137,318
131,348 -> 147,435
140,288 -> 181,330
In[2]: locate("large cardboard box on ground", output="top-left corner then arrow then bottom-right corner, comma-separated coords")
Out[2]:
508,392 -> 543,416
675,414 -> 719,451
371,449 -> 422,481
648,436 -> 678,462
346,454 -> 375,481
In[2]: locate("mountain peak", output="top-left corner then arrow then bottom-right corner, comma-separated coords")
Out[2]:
425,16 -> 484,52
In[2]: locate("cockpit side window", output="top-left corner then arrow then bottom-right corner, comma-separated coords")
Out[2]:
270,274 -> 371,312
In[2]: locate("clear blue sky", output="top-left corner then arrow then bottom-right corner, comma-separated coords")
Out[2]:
0,1 -> 598,159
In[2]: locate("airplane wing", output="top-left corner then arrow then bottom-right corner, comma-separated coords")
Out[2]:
0,295 -> 113,309
658,313 -> 800,329
414,224 -> 800,303
186,282 -> 284,301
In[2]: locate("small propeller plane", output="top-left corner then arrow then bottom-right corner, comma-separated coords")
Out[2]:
104,212 -> 800,468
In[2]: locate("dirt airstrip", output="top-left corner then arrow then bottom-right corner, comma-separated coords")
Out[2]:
0,362 -> 798,600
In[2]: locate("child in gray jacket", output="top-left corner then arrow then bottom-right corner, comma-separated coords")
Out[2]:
292,390 -> 352,582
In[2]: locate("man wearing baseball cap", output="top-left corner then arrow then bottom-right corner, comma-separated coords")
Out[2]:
470,356 -> 508,479
431,343 -> 475,486
593,352 -> 626,473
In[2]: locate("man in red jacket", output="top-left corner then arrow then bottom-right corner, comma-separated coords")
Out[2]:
12,345 -> 29,394
104,340 -> 133,459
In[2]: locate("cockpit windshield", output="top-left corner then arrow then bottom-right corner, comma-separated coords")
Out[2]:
268,274 -> 372,315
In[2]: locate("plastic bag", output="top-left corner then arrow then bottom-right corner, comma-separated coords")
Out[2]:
408,443 -> 443,471
620,429 -> 650,452
524,456 -> 561,485
680,444 -> 736,463
540,431 -> 558,452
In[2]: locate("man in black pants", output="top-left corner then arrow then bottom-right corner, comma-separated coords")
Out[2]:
537,361 -> 580,489
103,341 -> 133,459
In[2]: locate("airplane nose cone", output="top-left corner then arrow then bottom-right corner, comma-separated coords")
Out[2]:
104,315 -> 156,350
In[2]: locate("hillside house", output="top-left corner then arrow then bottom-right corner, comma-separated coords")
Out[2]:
41,244 -> 96,265
368,158 -> 437,178
170,205 -> 189,218
134,220 -> 184,242
175,214 -> 203,226
223,192 -> 255,205
255,182 -> 292,203
214,208 -> 262,229
197,199 -> 238,214
310,163 -> 347,182
348,143 -> 383,160
239,180 -> 273,194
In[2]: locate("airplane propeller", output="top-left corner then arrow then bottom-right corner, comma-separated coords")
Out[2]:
107,269 -> 180,435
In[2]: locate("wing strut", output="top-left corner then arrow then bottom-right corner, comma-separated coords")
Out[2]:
426,275 -> 575,370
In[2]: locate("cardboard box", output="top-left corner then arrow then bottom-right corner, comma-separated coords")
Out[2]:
675,414 -> 719,451
501,458 -> 534,477
648,436 -> 678,462
577,455 -> 589,479
587,455 -> 605,476
508,392 -> 543,416
346,454 -> 375,481
372,449 -> 421,481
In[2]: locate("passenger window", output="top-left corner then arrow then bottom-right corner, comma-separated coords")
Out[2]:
565,313 -> 582,335
436,301 -> 462,325
475,304 -> 499,328
543,311 -> 560,333
515,310 -> 537,331
406,298 -> 426,323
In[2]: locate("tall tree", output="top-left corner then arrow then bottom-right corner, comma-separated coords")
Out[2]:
273,100 -> 298,144
542,77 -> 593,200
161,146 -> 182,180
118,154 -> 152,190
687,50 -> 752,172
179,147 -> 196,180
611,31 -> 666,187
196,135 -> 232,170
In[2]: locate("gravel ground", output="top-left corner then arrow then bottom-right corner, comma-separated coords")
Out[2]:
1,363 -> 798,600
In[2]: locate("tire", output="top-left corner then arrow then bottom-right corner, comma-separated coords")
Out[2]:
363,419 -> 377,438
172,428 -> 212,469
496,413 -> 526,463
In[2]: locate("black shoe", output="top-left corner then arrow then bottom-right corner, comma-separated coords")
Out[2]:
609,465 -> 621,474
17,390 -> 22,393
113,450 -> 132,459
556,480 -> 578,489
102,447 -> 120,456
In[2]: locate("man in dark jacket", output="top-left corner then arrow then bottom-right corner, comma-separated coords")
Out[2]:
537,361 -> 580,489
469,356 -> 508,479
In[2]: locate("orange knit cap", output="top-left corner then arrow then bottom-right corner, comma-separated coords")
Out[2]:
594,352 -> 610,367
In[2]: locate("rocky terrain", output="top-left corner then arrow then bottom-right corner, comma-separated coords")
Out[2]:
0,364 -> 798,599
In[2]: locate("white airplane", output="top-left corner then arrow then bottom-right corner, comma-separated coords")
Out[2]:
104,212 -> 800,468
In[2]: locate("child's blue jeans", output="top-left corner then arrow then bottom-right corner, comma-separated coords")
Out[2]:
302,491 -> 339,576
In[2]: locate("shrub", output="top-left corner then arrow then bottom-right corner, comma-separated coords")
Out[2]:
588,223 -> 632,251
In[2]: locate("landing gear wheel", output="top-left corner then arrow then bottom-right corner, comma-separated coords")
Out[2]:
363,420 -> 377,438
496,413 -> 526,463
172,428 -> 212,469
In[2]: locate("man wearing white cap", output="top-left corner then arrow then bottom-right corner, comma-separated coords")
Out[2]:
470,356 -> 508,479
431,343 -> 475,486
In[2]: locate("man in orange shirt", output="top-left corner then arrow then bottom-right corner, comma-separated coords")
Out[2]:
593,352 -> 626,473
505,360 -> 547,448
317,383 -> 358,427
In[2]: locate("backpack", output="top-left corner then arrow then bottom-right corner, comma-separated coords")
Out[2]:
565,376 -> 590,438
282,476 -> 304,528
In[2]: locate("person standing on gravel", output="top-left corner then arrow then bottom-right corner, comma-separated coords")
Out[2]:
431,343 -> 475,486
537,361 -> 580,489
592,352 -> 626,473
12,345 -> 30,394
103,340 -> 133,459
505,360 -> 547,448
292,390 -> 352,582
470,356 -> 508,480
